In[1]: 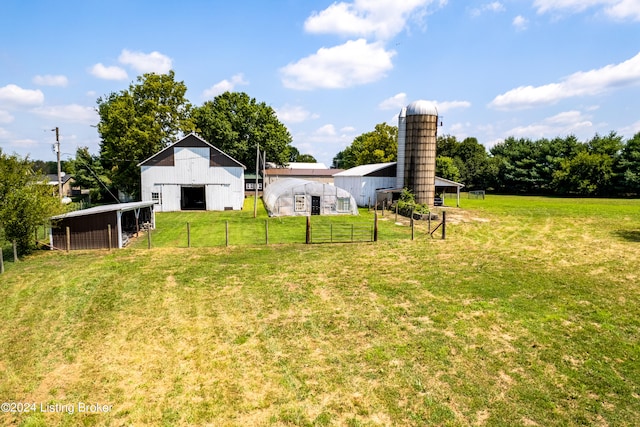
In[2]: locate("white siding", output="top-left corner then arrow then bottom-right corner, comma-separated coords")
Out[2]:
335,176 -> 395,207
140,146 -> 244,211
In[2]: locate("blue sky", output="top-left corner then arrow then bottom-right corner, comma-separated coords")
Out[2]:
1,0 -> 639,167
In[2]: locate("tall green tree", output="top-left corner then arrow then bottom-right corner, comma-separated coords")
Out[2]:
615,132 -> 640,194
0,149 -> 63,255
192,92 -> 292,172
436,156 -> 461,182
66,147 -> 117,204
97,71 -> 195,199
333,123 -> 397,169
552,151 -> 615,196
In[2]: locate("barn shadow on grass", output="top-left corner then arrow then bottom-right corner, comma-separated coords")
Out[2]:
613,229 -> 640,242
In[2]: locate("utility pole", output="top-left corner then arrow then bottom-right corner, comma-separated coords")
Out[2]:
52,127 -> 62,199
253,143 -> 259,218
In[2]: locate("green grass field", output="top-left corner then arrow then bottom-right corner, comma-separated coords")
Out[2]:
1,195 -> 639,426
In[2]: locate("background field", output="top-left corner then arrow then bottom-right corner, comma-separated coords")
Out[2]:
1,195 -> 639,426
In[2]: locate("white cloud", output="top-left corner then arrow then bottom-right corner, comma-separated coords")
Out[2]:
316,124 -> 337,136
33,74 -> 68,87
469,2 -> 505,16
505,110 -> 593,138
202,74 -> 249,99
434,100 -> 472,113
0,84 -> 44,107
281,39 -> 395,90
118,49 -> 173,74
304,0 -> 437,40
0,110 -> 15,123
31,104 -> 98,124
534,0 -> 640,20
490,51 -> 640,109
379,92 -> 408,110
605,0 -> 640,20
619,119 -> 640,137
275,104 -> 319,124
512,15 -> 528,30
90,63 -> 128,80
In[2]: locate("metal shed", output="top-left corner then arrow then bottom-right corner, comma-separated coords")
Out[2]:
262,178 -> 358,217
333,162 -> 397,207
49,201 -> 155,250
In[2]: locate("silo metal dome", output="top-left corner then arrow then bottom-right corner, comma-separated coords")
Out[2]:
406,100 -> 438,116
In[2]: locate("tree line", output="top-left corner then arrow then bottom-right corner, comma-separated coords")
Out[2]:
334,124 -> 640,197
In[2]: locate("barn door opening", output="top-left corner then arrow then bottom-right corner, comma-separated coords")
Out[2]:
311,196 -> 321,215
181,186 -> 206,210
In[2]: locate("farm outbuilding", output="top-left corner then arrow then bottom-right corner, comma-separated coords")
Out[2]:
49,201 -> 155,250
333,162 -> 397,207
262,178 -> 358,217
139,133 -> 246,212
335,162 -> 465,207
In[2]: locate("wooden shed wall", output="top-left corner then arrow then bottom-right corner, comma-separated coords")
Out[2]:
51,211 -> 118,250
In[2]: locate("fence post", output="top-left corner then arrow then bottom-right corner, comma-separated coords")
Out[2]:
265,219 -> 269,245
351,224 -> 354,242
410,208 -> 414,241
108,224 -> 112,251
395,203 -> 398,222
306,216 -> 311,244
147,227 -> 151,249
382,199 -> 385,217
1,245 -> 4,273
65,228 -> 70,252
225,221 -> 229,247
442,210 -> 446,240
374,210 -> 378,242
187,222 -> 191,248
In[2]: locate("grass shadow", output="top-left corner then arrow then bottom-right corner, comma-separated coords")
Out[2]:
613,229 -> 640,242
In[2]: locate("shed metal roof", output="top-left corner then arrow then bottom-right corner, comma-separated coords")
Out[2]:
51,201 -> 155,220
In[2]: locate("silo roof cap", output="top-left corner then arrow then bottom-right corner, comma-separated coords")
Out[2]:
406,100 -> 438,116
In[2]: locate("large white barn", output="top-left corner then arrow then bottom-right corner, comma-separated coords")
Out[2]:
139,133 -> 246,212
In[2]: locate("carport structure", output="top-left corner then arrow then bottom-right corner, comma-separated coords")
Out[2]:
49,201 -> 155,250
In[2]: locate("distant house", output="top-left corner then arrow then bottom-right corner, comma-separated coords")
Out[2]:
138,133 -> 246,211
46,172 -> 75,197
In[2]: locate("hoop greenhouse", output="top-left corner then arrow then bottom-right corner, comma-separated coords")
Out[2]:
262,178 -> 358,217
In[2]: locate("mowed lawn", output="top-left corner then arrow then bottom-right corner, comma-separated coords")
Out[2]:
1,195 -> 639,426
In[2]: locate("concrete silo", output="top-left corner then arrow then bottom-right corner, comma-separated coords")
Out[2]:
397,100 -> 438,206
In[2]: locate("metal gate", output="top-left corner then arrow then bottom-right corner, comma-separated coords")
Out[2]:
309,223 -> 373,243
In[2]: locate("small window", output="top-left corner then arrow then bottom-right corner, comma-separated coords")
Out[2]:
151,192 -> 162,205
337,197 -> 350,212
294,194 -> 306,212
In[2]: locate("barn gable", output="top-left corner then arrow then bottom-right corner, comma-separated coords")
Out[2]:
139,133 -> 246,212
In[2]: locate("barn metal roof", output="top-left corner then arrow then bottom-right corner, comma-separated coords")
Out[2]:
333,162 -> 396,177
50,201 -> 155,220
